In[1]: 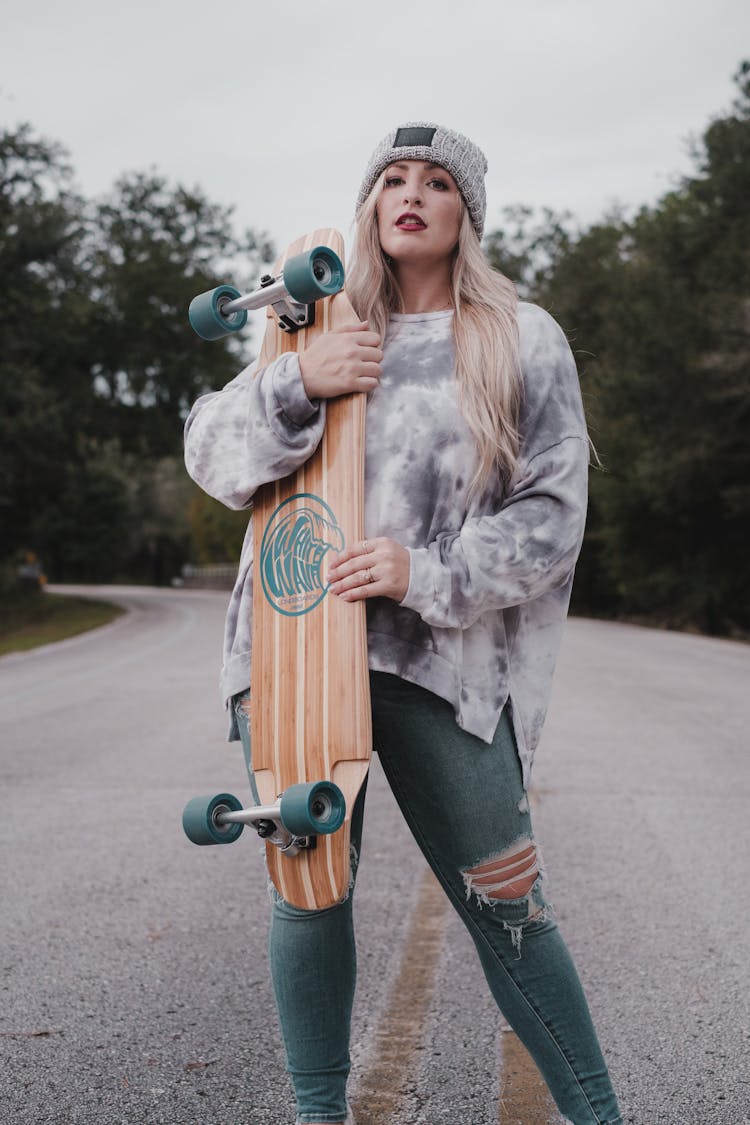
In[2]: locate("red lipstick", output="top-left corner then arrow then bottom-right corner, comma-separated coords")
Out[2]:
396,212 -> 426,230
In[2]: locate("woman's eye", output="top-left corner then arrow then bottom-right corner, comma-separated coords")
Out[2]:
428,178 -> 449,191
384,176 -> 404,188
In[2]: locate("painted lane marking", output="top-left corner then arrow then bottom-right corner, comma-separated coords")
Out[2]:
352,866 -> 449,1123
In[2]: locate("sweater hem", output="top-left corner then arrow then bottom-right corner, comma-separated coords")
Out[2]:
367,630 -> 499,745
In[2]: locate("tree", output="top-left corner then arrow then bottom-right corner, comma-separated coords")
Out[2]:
0,125 -> 274,583
86,171 -> 274,457
0,126 -> 92,575
187,489 -> 249,566
485,63 -> 750,634
484,204 -> 576,300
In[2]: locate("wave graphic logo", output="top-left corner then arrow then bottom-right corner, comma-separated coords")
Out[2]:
260,494 -> 345,616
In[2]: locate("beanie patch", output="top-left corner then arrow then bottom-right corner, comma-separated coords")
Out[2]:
394,126 -> 437,148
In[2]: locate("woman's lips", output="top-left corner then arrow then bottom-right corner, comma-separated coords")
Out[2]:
396,212 -> 426,230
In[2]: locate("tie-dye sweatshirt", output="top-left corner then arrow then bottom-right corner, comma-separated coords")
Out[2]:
184,302 -> 588,787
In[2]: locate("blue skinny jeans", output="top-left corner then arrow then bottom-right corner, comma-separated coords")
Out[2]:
234,672 -> 622,1125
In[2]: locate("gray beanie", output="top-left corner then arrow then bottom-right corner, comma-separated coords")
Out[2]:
356,122 -> 488,238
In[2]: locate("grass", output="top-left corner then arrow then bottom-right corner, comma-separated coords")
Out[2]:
0,590 -> 125,656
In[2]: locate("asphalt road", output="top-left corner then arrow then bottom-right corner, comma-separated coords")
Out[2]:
0,586 -> 748,1125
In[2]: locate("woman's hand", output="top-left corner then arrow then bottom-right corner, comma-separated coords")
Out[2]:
298,322 -> 383,400
327,537 -> 409,604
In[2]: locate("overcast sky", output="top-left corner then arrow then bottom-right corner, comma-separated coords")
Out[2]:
2,0 -> 748,266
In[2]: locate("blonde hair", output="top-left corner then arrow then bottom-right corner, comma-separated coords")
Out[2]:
347,174 -> 522,491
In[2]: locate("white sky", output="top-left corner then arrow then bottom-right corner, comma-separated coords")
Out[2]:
2,0 -> 748,265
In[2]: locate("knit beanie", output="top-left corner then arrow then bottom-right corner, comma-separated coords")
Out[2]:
356,122 -> 488,238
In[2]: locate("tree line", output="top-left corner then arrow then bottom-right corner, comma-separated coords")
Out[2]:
0,129 -> 270,590
487,63 -> 750,636
1,64 -> 748,636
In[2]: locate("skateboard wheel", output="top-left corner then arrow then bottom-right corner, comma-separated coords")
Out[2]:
182,793 -> 244,845
188,285 -> 248,340
280,782 -> 346,837
282,247 -> 345,304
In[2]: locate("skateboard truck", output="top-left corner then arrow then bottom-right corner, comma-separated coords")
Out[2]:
211,798 -> 316,856
258,272 -> 315,334
182,781 -> 346,854
188,246 -> 345,339
253,813 -> 316,857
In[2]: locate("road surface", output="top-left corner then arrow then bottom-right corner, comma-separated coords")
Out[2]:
0,586 -> 748,1124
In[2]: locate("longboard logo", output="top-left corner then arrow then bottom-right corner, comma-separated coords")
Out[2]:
260,493 -> 345,616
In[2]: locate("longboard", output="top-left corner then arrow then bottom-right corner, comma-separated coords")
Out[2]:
183,230 -> 371,909
249,229 -> 371,909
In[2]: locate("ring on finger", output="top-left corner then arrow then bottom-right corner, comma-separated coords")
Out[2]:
362,539 -> 370,553
363,567 -> 374,584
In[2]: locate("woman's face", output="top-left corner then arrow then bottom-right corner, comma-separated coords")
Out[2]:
375,160 -> 462,268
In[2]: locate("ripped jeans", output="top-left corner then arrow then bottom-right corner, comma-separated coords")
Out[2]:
233,671 -> 622,1125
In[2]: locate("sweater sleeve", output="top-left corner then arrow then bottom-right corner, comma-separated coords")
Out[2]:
399,303 -> 589,629
183,352 -> 325,510
400,435 -> 588,628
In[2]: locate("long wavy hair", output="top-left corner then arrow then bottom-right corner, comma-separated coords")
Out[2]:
346,171 -> 522,492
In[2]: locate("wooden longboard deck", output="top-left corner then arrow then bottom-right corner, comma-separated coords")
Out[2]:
250,229 -> 371,910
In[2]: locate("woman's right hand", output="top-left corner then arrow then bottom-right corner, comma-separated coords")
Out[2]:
298,321 -> 383,400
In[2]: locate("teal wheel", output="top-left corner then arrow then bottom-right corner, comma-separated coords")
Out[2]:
182,793 -> 244,845
280,781 -> 346,837
282,247 -> 345,304
188,285 -> 248,340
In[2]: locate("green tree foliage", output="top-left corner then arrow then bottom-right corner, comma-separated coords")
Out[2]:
0,127 -> 90,569
87,171 -> 273,457
0,125 -> 272,583
187,489 -> 249,566
487,63 -> 750,636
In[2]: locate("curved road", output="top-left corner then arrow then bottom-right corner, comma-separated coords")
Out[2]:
0,586 -> 747,1124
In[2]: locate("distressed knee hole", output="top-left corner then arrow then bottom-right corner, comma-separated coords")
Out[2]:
462,837 -> 539,901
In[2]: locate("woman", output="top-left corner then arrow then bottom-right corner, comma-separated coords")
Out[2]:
184,123 -> 622,1125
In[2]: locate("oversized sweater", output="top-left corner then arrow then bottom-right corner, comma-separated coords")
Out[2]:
183,302 -> 589,788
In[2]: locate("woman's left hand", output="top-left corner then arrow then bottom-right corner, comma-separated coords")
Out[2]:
327,537 -> 410,603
